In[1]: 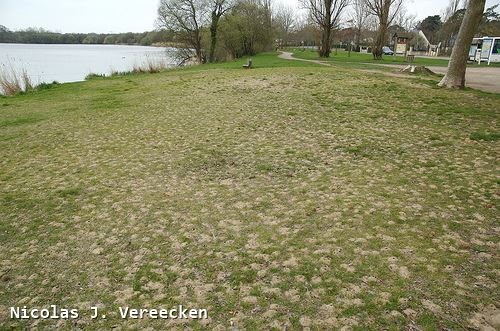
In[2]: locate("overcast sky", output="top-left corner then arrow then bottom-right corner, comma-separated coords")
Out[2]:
0,0 -> 498,33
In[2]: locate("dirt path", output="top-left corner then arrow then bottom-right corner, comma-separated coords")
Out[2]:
278,52 -> 332,66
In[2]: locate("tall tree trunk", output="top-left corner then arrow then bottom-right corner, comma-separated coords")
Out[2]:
373,21 -> 388,60
208,13 -> 219,63
372,0 -> 391,60
194,32 -> 204,64
319,25 -> 332,57
438,0 -> 485,88
355,27 -> 361,49
318,0 -> 333,58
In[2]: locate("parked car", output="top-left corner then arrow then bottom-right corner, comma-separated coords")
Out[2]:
382,46 -> 394,55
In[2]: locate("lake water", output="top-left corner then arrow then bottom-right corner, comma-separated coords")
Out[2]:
0,44 -> 177,84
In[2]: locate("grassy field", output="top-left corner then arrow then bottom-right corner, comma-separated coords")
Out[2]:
287,47 -> 500,68
0,52 -> 499,330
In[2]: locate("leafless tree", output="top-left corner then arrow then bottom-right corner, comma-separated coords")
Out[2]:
208,0 -> 233,63
438,0 -> 485,88
292,14 -> 320,46
365,0 -> 405,59
442,0 -> 465,21
157,0 -> 207,64
274,3 -> 297,47
393,5 -> 416,31
349,0 -> 370,47
301,0 -> 350,57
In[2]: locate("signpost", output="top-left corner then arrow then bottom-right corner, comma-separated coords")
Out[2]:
479,38 -> 493,65
469,44 -> 478,61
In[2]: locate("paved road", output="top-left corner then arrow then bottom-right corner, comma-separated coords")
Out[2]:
374,64 -> 500,94
279,52 -> 500,94
428,66 -> 500,94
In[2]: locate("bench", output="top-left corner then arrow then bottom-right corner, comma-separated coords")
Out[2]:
243,58 -> 252,69
405,54 -> 415,63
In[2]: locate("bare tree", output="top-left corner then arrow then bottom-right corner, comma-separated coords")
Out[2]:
350,0 -> 370,48
292,14 -> 320,47
274,4 -> 297,47
365,0 -> 405,59
442,0 -> 465,21
208,0 -> 233,63
301,0 -> 350,57
438,0 -> 485,88
394,5 -> 416,31
157,0 -> 207,64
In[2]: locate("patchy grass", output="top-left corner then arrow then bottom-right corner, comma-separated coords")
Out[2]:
0,52 -> 499,330
0,115 -> 45,128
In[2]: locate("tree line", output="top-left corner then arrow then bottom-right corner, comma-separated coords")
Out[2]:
301,0 -> 498,59
416,4 -> 498,49
155,0 -> 492,90
156,0 -> 499,64
0,26 -> 175,46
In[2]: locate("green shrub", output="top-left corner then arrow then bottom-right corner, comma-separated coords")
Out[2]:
85,73 -> 106,80
470,131 -> 500,141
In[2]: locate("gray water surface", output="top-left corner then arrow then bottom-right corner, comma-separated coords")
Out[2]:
0,43 -> 177,84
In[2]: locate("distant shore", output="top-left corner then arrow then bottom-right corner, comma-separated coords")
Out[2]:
0,42 -> 182,47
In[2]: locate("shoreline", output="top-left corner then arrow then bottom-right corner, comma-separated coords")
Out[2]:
0,43 -> 183,90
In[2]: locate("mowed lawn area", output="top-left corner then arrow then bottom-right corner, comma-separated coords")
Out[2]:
0,53 -> 499,330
